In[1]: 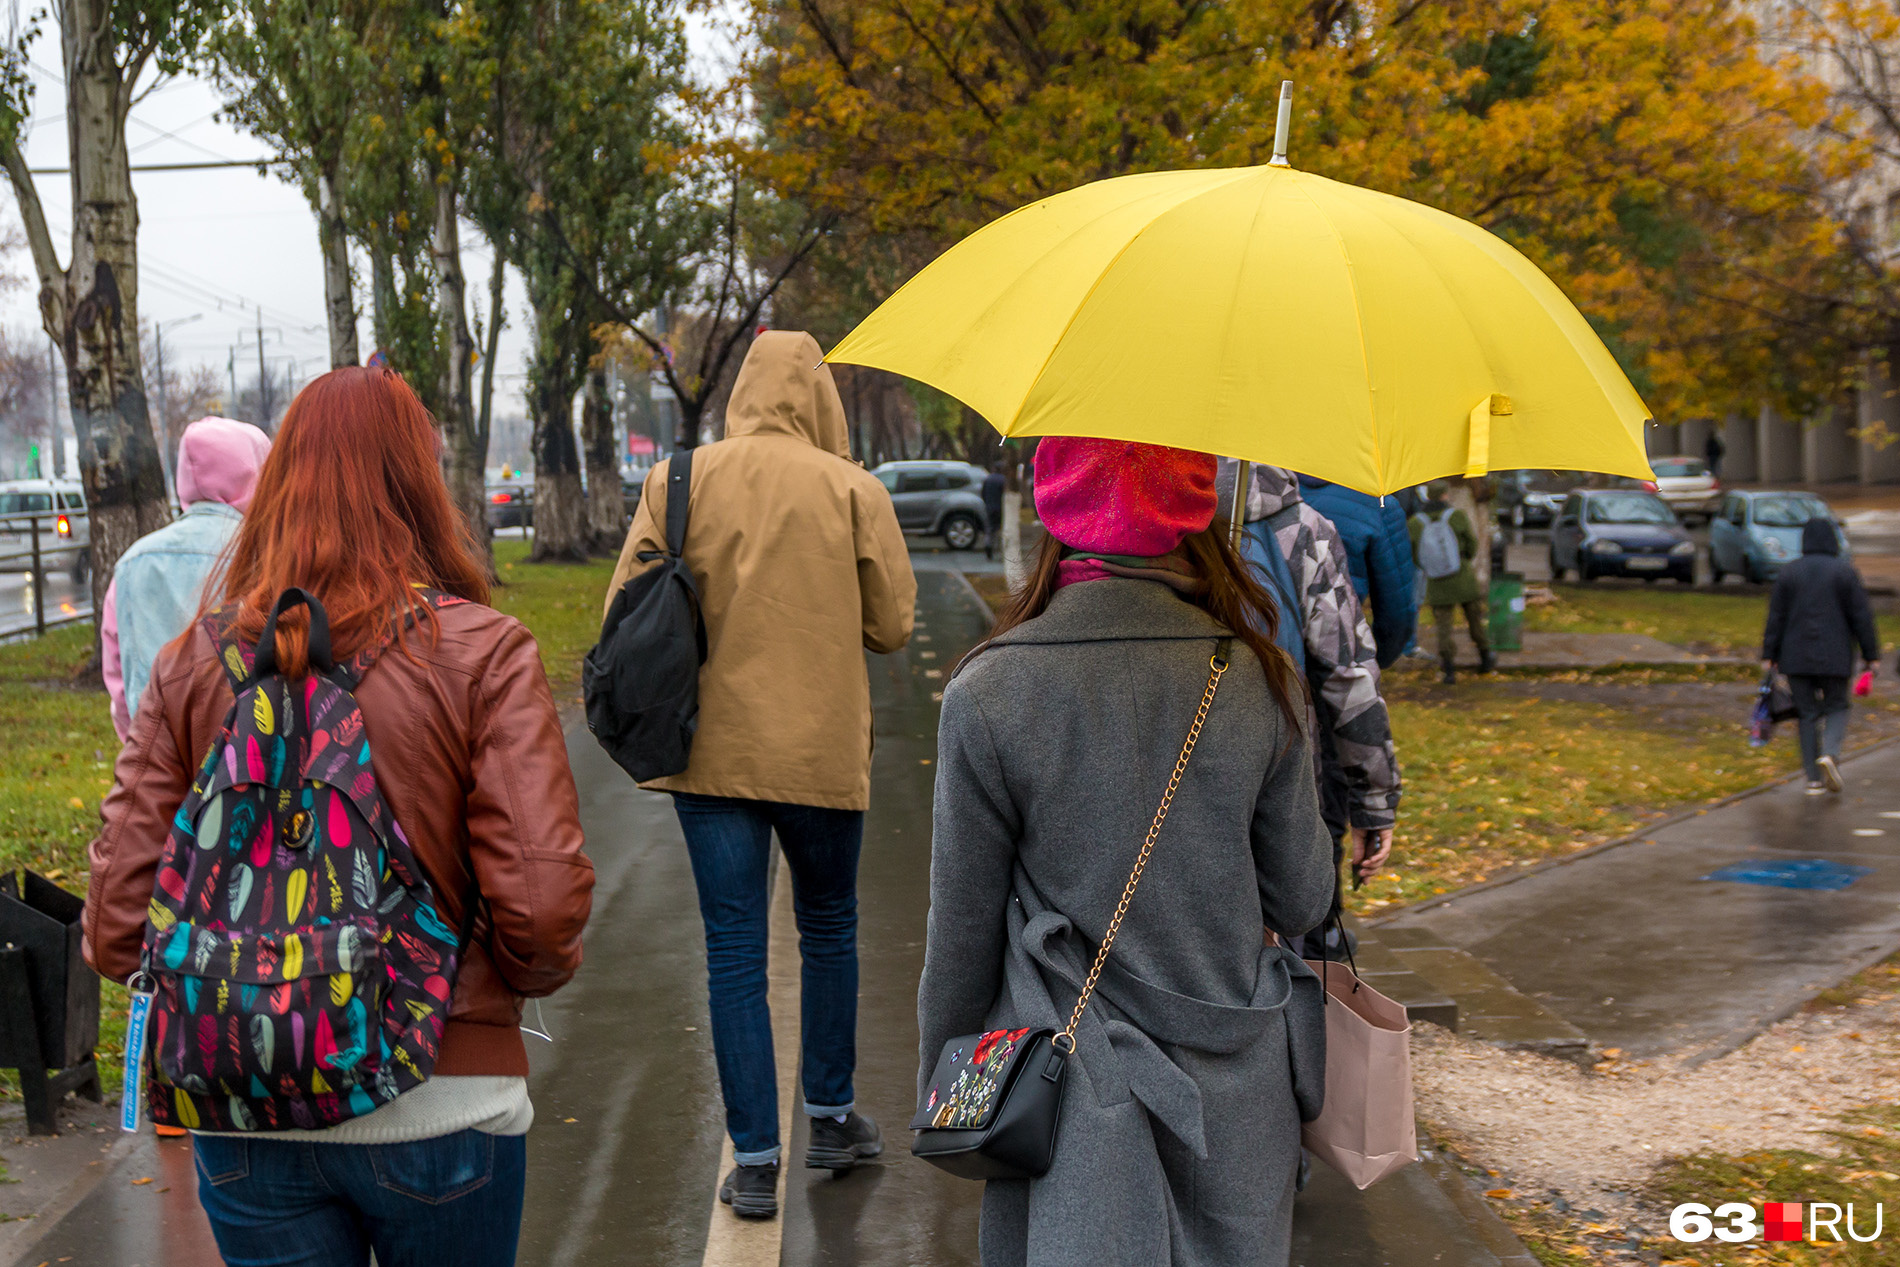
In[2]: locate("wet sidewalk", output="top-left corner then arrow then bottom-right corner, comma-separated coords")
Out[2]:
1376,742 -> 1900,1063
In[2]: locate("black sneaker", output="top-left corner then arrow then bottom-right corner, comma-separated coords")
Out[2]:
719,1162 -> 779,1219
1440,668 -> 1457,686
1478,650 -> 1497,674
805,1111 -> 883,1171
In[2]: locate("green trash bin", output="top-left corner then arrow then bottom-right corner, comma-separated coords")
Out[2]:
1487,571 -> 1525,653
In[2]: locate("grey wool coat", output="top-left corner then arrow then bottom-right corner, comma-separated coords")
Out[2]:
919,578 -> 1336,1267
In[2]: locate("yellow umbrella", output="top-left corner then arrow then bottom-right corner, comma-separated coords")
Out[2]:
826,103 -> 1652,496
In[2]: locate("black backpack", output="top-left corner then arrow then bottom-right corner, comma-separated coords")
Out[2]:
583,450 -> 706,781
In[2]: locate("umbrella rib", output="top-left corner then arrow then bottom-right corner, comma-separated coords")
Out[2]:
1291,176 -> 1383,487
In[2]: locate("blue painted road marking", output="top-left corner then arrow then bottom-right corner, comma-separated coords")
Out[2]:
1701,858 -> 1875,892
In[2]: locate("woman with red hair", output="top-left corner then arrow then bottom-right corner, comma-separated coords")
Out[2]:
85,367 -> 594,1266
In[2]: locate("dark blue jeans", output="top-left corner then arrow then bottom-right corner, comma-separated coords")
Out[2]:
192,1129 -> 526,1266
673,792 -> 864,1165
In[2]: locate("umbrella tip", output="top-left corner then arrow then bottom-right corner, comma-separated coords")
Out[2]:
1269,81 -> 1295,168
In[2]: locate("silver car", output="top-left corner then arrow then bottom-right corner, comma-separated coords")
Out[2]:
0,478 -> 90,581
872,460 -> 990,550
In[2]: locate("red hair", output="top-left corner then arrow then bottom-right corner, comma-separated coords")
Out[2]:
216,367 -> 490,676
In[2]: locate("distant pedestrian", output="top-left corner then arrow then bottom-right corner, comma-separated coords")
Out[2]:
1410,481 -> 1494,684
101,416 -> 270,739
922,437 -> 1331,1266
86,367 -> 594,1267
981,463 -> 1006,559
1704,429 -> 1726,480
1296,474 -> 1417,667
1224,463 -> 1401,958
605,331 -> 915,1220
1762,516 -> 1878,794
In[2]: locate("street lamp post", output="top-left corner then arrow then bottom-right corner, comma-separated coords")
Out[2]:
154,313 -> 204,505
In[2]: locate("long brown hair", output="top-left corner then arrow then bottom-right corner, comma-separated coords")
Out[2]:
213,367 -> 491,676
982,524 -> 1306,731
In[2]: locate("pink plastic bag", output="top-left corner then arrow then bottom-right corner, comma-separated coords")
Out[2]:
1856,669 -> 1874,698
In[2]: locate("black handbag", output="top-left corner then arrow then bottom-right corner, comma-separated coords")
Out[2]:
912,641 -> 1234,1180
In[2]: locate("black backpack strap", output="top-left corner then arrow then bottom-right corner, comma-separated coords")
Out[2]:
665,448 -> 693,557
205,587 -> 470,692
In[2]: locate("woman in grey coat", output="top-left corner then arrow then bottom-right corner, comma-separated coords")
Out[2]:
919,438 -> 1336,1267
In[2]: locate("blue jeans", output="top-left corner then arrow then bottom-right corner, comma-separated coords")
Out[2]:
192,1129 -> 526,1266
673,792 -> 864,1165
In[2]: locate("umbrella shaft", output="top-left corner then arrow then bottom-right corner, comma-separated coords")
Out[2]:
1227,459 -> 1251,551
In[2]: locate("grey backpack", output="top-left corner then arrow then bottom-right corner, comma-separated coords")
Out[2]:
1416,511 -> 1462,580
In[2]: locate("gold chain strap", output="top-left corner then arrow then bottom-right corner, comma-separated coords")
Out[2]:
1055,647 -> 1231,1053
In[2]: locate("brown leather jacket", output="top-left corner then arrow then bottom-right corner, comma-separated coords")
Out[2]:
84,600 -> 594,1077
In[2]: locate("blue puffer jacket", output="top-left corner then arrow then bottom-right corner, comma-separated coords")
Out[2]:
1297,475 -> 1417,668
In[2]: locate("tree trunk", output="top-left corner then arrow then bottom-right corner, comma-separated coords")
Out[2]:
1447,476 -> 1492,594
0,0 -> 170,634
368,239 -> 394,350
317,166 -> 358,369
529,364 -> 588,562
477,239 -> 505,452
429,174 -> 490,566
1002,448 -> 1026,590
581,358 -> 623,554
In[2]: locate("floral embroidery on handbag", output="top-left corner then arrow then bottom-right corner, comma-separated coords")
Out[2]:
926,1027 -> 1032,1129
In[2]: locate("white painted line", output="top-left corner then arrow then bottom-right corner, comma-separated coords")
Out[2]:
1853,828 -> 1886,837
701,856 -> 800,1267
1880,811 -> 1900,819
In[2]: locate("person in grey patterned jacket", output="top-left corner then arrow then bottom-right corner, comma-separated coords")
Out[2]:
1219,461 -> 1401,882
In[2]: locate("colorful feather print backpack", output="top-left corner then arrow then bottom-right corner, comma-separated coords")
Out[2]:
138,587 -> 472,1132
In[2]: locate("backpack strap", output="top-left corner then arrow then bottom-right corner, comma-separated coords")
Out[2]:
634,448 -> 694,567
665,449 -> 693,557
203,587 -> 472,693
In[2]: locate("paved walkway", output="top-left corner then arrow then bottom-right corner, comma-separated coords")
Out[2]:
1377,741 -> 1900,1063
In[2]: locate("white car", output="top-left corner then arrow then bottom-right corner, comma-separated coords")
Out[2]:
1644,456 -> 1721,523
0,478 -> 91,581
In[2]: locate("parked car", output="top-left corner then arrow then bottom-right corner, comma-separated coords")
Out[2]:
485,480 -> 533,531
0,478 -> 90,581
1496,470 -> 1588,528
1643,456 -> 1721,522
871,460 -> 989,550
1708,490 -> 1847,584
1548,489 -> 1695,583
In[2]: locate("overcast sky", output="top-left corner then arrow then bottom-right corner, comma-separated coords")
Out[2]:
0,11 -> 734,427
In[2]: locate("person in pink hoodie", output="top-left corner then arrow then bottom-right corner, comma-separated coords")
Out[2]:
102,417 -> 271,739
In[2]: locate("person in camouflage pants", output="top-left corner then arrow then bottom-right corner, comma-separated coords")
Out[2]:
1221,462 -> 1402,891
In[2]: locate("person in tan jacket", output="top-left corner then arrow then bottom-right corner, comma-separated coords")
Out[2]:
87,367 -> 593,1266
605,330 -> 914,1218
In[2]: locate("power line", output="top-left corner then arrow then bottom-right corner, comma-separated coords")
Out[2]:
26,158 -> 287,174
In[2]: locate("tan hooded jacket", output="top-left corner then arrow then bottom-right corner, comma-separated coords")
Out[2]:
604,331 -> 916,810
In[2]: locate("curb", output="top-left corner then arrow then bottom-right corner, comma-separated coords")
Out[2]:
1,1129 -> 137,1267
1418,1142 -> 1542,1267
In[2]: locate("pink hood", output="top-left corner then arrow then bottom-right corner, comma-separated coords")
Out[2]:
175,416 -> 271,511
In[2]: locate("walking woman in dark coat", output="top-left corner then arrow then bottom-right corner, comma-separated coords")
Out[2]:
1762,516 -> 1879,793
919,438 -> 1335,1267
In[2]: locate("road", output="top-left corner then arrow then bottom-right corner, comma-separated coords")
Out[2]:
0,568 -> 90,638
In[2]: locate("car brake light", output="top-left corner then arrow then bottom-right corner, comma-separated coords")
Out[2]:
489,492 -> 512,504
1642,481 -> 1658,492
55,513 -> 70,537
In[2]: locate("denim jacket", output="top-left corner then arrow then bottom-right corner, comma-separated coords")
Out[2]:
112,502 -> 243,725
